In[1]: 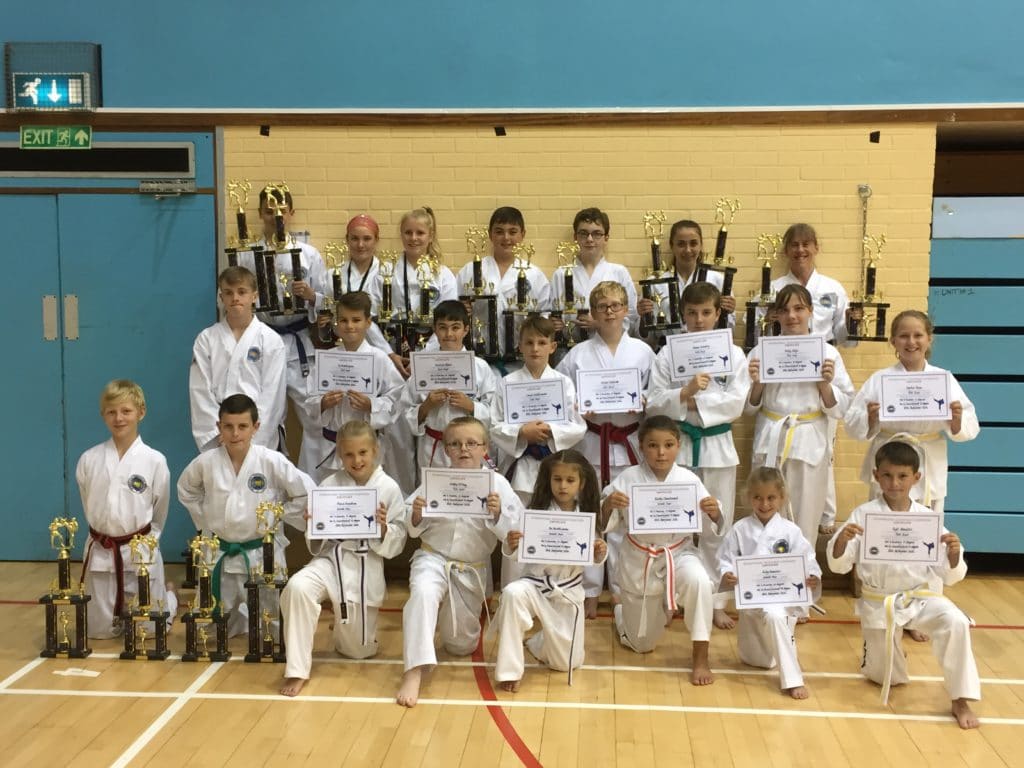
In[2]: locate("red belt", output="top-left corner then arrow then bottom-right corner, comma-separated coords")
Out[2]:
82,522 -> 152,618
585,420 -> 639,487
424,425 -> 445,466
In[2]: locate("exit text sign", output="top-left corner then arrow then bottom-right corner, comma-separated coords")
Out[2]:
20,125 -> 92,150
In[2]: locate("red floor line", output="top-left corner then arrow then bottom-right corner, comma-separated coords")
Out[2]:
470,618 -> 543,768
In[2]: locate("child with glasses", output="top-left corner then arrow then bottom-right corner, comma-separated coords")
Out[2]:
396,416 -> 523,708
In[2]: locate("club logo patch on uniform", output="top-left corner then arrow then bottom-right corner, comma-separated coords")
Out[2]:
773,539 -> 790,554
820,293 -> 836,309
714,376 -> 727,386
247,346 -> 261,362
128,475 -> 148,494
248,474 -> 267,492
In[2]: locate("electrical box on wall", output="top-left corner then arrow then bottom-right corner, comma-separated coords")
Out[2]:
4,42 -> 101,111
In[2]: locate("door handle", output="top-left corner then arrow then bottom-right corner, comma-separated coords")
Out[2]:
64,294 -> 79,340
42,295 -> 58,341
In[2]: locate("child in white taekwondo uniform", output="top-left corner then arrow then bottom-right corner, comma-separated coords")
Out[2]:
557,281 -> 655,617
454,206 -> 553,368
280,421 -> 407,697
401,300 -> 495,478
76,380 -> 177,638
828,440 -> 981,729
646,282 -> 750,630
300,291 -> 405,485
603,416 -> 722,685
845,309 -> 979,516
745,284 -> 853,545
492,450 -> 607,692
718,467 -> 821,698
189,266 -> 286,452
396,416 -> 522,708
550,208 -> 640,336
177,394 -> 314,638
236,187 -> 332,474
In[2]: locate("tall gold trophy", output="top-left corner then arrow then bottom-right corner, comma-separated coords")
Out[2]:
226,179 -> 254,268
40,518 -> 91,658
181,534 -> 231,662
637,210 -> 681,336
499,243 -> 537,362
261,182 -> 306,316
459,227 -> 499,358
552,241 -> 587,349
120,534 -> 170,660
315,241 -> 350,347
849,234 -> 891,341
744,233 -> 781,351
245,502 -> 288,663
698,198 -> 741,329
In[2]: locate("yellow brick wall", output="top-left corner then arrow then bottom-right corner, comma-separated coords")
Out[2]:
223,122 -> 937,522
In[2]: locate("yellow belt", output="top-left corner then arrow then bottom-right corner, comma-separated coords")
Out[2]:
762,409 -> 824,467
420,541 -> 490,635
862,586 -> 943,704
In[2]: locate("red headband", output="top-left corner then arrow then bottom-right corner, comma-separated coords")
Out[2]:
347,214 -> 379,238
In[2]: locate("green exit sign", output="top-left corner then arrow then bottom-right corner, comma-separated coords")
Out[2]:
20,125 -> 92,150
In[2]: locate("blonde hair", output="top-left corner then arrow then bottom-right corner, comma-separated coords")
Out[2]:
337,420 -> 378,445
401,206 -> 443,263
99,379 -> 146,413
589,280 -> 628,311
746,466 -> 786,498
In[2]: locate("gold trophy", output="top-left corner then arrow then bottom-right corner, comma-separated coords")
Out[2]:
553,241 -> 586,348
181,534 -> 231,662
226,179 -> 253,259
638,210 -> 681,336
120,534 -> 170,660
261,182 -> 306,315
377,248 -> 400,323
849,233 -> 891,341
744,233 -> 782,351
460,227 -> 500,358
464,226 -> 490,296
314,241 -> 349,347
245,502 -> 287,663
40,518 -> 91,658
699,198 -> 742,329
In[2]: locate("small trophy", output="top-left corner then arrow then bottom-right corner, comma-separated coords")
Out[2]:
459,227 -> 500,359
637,210 -> 681,336
377,249 -> 400,322
416,255 -> 440,321
245,502 -> 287,663
40,518 -> 91,659
464,227 -> 489,296
324,241 -> 349,302
385,254 -> 436,357
181,534 -> 231,662
744,233 -> 782,351
698,198 -> 741,329
552,241 -> 588,348
496,243 -> 537,362
848,234 -> 891,341
225,179 -> 253,266
263,182 -> 291,249
119,534 -> 170,661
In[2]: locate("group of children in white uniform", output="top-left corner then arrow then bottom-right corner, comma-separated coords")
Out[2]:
71,200 -> 982,729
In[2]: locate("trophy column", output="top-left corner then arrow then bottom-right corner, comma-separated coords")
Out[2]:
181,534 -> 231,662
501,243 -> 537,362
40,518 -> 91,659
848,233 -> 891,341
225,179 -> 253,269
120,534 -> 170,661
244,503 -> 288,663
459,227 -> 500,359
696,198 -> 741,330
637,210 -> 680,341
743,234 -> 781,352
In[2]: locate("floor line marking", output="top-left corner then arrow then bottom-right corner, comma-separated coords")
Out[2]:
0,658 -> 46,689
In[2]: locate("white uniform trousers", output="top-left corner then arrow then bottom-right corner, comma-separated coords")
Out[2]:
614,553 -> 712,653
693,465 -> 736,610
822,417 -> 838,529
737,606 -> 803,690
753,455 -> 829,547
403,549 -> 488,670
493,577 -> 585,683
85,568 -> 178,639
281,558 -> 379,680
381,419 -> 418,496
584,464 -> 629,599
861,597 -> 981,701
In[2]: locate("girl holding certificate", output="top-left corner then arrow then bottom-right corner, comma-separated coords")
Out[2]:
493,450 -> 607,691
745,285 -> 854,545
845,310 -> 979,515
280,422 -> 408,697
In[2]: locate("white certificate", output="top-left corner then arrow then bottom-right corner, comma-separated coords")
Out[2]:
666,329 -> 735,381
315,349 -> 375,394
879,372 -> 951,421
576,368 -> 643,414
410,351 -> 476,394
504,378 -> 568,424
422,468 -> 493,518
308,487 -> 379,540
757,336 -> 827,383
861,511 -> 944,565
734,554 -> 811,609
628,483 -> 701,535
518,509 -> 596,566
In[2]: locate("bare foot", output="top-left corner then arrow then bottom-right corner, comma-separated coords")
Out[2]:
818,523 -> 836,535
584,596 -> 598,620
906,629 -> 929,642
713,608 -> 735,630
952,698 -> 980,729
280,677 -> 307,697
787,685 -> 809,699
499,679 -> 521,693
396,667 -> 422,708
690,641 -> 714,686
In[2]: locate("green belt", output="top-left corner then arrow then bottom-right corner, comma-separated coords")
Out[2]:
678,421 -> 732,467
212,537 -> 263,613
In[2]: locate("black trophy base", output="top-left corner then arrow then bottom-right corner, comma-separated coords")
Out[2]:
40,593 -> 92,659
847,300 -> 891,342
244,578 -> 287,663
181,612 -> 232,662
743,298 -> 780,353
120,610 -> 171,660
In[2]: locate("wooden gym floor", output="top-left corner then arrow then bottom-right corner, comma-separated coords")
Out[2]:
0,561 -> 1022,768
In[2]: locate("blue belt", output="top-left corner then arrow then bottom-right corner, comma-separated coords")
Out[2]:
271,318 -> 311,377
